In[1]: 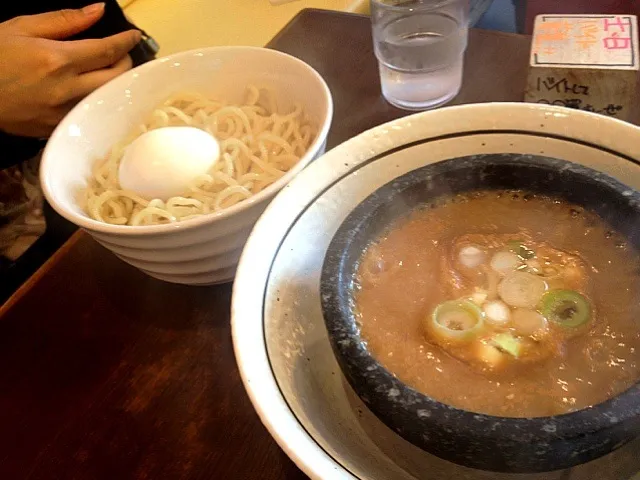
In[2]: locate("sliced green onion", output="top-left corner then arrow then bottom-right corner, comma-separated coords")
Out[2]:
507,240 -> 536,260
458,244 -> 486,268
490,251 -> 522,274
475,341 -> 506,368
512,308 -> 548,337
498,271 -> 548,309
490,333 -> 522,358
540,289 -> 591,328
427,300 -> 485,344
470,289 -> 489,306
483,300 -> 511,326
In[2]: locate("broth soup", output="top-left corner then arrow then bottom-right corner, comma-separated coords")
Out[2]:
355,190 -> 640,418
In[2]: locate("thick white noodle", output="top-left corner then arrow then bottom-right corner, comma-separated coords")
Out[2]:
82,86 -> 316,226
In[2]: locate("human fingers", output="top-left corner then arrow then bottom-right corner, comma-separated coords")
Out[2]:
64,29 -> 141,73
9,3 -> 105,40
66,54 -> 133,101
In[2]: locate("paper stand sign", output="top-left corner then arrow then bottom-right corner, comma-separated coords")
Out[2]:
524,14 -> 639,121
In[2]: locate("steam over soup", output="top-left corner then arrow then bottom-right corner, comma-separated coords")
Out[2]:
355,190 -> 640,418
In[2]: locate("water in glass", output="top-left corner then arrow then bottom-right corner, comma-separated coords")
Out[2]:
373,5 -> 468,110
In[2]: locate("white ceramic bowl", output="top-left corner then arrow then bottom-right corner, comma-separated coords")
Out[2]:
40,46 -> 333,285
232,103 -> 640,479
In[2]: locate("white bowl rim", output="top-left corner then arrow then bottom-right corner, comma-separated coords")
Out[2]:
40,45 -> 334,236
231,102 -> 640,480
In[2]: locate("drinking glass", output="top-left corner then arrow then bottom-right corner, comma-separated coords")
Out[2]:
371,0 -> 469,110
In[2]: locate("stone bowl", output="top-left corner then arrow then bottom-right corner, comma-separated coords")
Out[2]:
319,153 -> 640,473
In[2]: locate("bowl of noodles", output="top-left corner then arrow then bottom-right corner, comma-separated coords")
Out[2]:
40,46 -> 333,285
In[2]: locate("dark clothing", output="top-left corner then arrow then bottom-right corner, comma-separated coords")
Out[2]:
0,0 -> 156,304
1,0 -> 138,37
0,0 -> 156,169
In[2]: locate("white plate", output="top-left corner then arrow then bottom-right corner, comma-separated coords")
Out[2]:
232,103 -> 640,480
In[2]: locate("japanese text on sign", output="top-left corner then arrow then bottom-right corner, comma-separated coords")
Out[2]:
531,15 -> 638,68
534,98 -> 624,117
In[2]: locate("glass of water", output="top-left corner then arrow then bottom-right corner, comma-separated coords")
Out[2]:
371,0 -> 469,110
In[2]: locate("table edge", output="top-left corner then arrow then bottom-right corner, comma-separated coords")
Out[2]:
266,8 -> 530,50
266,7 -> 370,47
472,26 -> 532,40
0,231 -> 83,317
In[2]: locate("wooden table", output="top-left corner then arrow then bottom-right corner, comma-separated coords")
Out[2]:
0,10 -> 534,480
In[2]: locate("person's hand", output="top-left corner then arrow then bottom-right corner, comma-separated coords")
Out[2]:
0,3 -> 141,137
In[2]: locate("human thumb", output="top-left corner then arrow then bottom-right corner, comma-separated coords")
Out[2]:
14,3 -> 105,40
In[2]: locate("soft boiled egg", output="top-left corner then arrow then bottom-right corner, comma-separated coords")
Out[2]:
118,126 -> 220,201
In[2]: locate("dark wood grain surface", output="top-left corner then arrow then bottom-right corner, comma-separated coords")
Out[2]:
0,9 -> 534,480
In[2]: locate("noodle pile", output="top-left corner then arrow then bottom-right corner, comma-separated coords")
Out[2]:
82,86 -> 316,226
